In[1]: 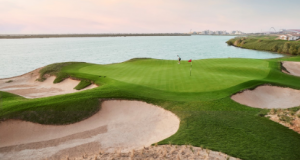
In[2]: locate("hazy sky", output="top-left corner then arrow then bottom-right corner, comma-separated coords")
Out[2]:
0,0 -> 299,34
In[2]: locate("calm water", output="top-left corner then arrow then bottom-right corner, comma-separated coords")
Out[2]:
0,35 -> 284,78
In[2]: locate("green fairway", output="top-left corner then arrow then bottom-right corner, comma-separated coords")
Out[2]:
1,57 -> 300,160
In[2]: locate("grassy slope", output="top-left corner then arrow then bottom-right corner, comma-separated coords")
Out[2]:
226,36 -> 300,55
1,57 -> 300,159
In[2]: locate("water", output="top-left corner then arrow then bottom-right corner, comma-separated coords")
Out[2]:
0,35 -> 284,78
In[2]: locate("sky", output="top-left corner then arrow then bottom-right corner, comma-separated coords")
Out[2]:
0,0 -> 299,34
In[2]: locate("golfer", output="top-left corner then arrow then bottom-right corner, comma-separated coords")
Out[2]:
177,55 -> 181,64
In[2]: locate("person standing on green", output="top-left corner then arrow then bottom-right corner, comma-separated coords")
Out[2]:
177,55 -> 181,64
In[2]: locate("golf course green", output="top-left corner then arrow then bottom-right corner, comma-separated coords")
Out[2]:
1,56 -> 300,160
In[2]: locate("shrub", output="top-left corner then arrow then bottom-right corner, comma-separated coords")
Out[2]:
36,77 -> 46,82
5,80 -> 13,83
257,109 -> 268,117
226,40 -> 234,46
289,45 -> 297,55
240,41 -> 246,46
234,39 -> 242,46
298,47 -> 300,55
272,45 -> 278,52
282,42 -> 290,53
288,107 -> 300,114
279,115 -> 293,123
297,114 -> 300,118
277,48 -> 282,53
270,109 -> 277,115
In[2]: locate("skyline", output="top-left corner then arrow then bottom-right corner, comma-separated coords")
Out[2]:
0,0 -> 299,34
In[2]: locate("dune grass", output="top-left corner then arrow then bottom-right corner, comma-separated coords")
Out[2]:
1,57 -> 300,159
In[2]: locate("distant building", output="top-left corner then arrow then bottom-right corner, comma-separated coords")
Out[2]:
230,30 -> 244,35
200,30 -> 209,35
198,30 -> 231,35
279,35 -> 288,40
279,34 -> 300,41
215,31 -> 225,35
208,30 -> 215,35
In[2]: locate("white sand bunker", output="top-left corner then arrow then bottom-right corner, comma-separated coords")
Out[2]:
232,85 -> 300,109
0,100 -> 180,160
0,68 -> 97,98
282,61 -> 300,77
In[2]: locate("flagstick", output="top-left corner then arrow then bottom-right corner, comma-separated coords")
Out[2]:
190,62 -> 192,76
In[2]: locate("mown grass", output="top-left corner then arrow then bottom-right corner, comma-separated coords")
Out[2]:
226,36 -> 300,55
1,57 -> 300,159
65,58 -> 270,93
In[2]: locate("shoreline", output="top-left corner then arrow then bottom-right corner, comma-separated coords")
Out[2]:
0,33 -> 190,39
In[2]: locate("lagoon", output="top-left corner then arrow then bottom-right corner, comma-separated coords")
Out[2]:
0,35 -> 284,78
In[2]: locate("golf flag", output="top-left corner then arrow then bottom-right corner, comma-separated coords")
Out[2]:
188,59 -> 192,76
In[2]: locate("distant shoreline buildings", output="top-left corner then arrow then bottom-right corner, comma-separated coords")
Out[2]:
191,30 -> 245,35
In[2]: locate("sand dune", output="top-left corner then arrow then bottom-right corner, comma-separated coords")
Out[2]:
0,100 -> 180,160
0,68 -> 97,98
232,85 -> 300,109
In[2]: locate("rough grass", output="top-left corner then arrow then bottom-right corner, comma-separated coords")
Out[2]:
1,57 -> 300,160
37,62 -> 83,82
74,80 -> 92,90
0,92 -> 100,124
77,145 -> 237,160
53,72 -> 69,83
226,36 -> 300,55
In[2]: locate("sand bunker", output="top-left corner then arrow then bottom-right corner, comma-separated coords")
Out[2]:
0,100 -> 180,160
0,68 -> 97,98
282,61 -> 300,77
232,85 -> 300,109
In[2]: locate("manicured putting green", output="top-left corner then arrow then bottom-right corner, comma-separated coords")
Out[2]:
63,58 -> 270,92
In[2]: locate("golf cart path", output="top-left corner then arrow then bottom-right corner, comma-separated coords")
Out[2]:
0,100 -> 180,160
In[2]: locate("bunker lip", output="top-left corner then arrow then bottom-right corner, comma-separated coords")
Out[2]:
0,100 -> 180,160
231,85 -> 300,109
282,61 -> 300,77
0,67 -> 97,98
